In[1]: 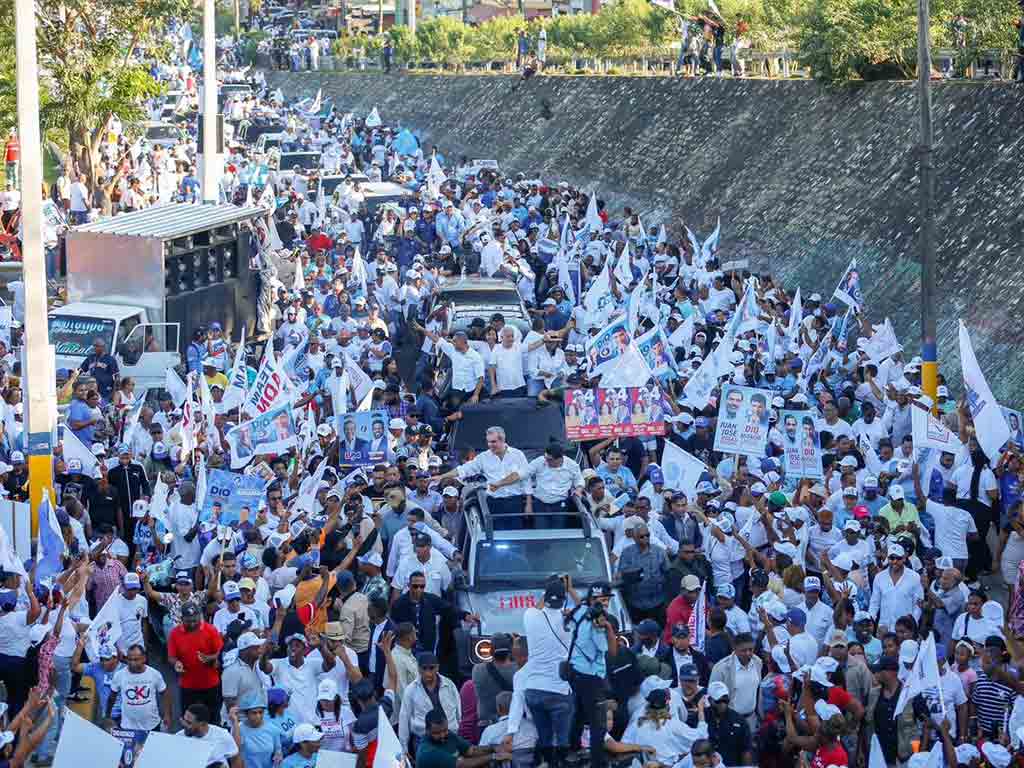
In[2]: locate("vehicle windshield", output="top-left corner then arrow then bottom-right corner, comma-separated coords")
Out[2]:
49,315 -> 115,357
439,290 -> 523,310
146,125 -> 178,141
475,538 -> 607,587
282,153 -> 321,171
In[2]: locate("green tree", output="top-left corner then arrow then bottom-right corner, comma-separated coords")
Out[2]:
12,0 -> 195,190
416,16 -> 472,68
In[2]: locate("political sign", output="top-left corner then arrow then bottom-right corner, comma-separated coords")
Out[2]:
635,326 -> 676,382
778,409 -> 824,479
959,320 -> 1010,460
85,589 -> 123,659
200,469 -> 271,525
243,346 -> 295,418
336,409 -> 390,465
661,440 -> 708,498
712,384 -> 771,457
226,402 -> 298,469
564,386 -> 670,441
586,315 -> 631,377
832,258 -> 863,310
110,729 -> 150,768
1001,406 -> 1024,448
911,403 -> 961,453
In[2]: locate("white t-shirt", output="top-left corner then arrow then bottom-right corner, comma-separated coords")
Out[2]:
180,724 -> 239,766
952,464 -> 997,507
489,344 -> 526,392
926,499 -> 977,561
0,610 -> 32,656
118,594 -> 149,651
308,646 -> 361,704
110,666 -> 167,730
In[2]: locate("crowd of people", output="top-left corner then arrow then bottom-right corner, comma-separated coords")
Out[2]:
5,12 -> 1024,768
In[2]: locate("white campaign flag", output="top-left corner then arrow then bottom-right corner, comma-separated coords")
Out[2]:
62,428 -> 99,475
785,286 -> 802,351
221,328 -> 248,411
911,402 -> 961,452
243,344 -> 296,418
257,183 -> 276,212
661,440 -> 707,499
582,260 -> 612,325
179,374 -> 196,460
868,735 -> 887,768
700,217 -> 720,264
345,355 -> 375,405
584,192 -> 602,233
959,320 -> 1011,460
373,706 -> 406,768
0,523 -> 26,577
165,368 -> 188,408
599,343 -> 653,388
614,242 -> 634,286
365,107 -> 382,128
863,318 -> 902,363
668,313 -> 695,351
557,258 -> 576,304
333,370 -> 350,416
85,589 -> 124,660
893,632 -> 943,717
194,454 -> 208,510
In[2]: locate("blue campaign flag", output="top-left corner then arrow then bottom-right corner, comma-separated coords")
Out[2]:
35,495 -> 65,585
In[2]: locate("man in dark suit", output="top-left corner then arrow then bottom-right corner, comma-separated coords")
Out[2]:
658,622 -> 711,687
389,570 -> 479,659
362,596 -> 397,689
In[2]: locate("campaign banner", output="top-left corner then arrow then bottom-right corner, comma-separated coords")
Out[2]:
1002,406 -> 1024,448
564,386 -> 670,441
635,326 -> 677,382
832,258 -> 863,310
243,347 -> 295,418
226,402 -> 298,469
336,408 -> 390,465
778,409 -> 824,479
110,728 -> 150,768
712,384 -> 770,457
200,468 -> 271,525
586,315 -> 630,377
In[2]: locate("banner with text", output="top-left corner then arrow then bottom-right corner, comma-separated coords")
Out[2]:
712,384 -> 770,457
778,409 -> 824,479
564,386 -> 670,440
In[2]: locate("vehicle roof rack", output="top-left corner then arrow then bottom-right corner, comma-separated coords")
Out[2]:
467,485 -> 595,542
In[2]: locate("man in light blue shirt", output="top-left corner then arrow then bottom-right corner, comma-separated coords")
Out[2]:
568,582 -> 618,768
595,447 -> 637,503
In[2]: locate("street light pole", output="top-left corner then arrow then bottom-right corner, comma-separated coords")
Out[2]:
917,0 -> 937,406
202,0 -> 220,203
14,0 -> 56,529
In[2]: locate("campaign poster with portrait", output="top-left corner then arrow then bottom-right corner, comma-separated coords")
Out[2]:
635,326 -> 677,382
200,468 -> 271,525
110,729 -> 150,768
1001,406 -> 1024,448
712,384 -> 770,457
336,408 -> 390,465
586,315 -> 631,377
226,403 -> 298,469
777,409 -> 824,479
564,385 -> 669,441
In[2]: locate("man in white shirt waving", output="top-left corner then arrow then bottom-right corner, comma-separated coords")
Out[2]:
433,425 -> 530,527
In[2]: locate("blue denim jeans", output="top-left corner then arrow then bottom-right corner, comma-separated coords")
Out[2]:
36,654 -> 72,761
525,689 -> 574,747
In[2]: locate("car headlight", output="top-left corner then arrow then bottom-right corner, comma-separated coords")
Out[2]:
474,638 -> 493,662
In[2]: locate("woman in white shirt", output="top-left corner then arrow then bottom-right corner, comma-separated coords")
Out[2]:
0,579 -> 41,716
622,688 -> 708,767
953,446 -> 999,579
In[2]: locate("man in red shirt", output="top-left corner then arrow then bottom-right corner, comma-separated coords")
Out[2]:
167,603 -> 224,725
663,574 -> 702,644
306,225 -> 333,254
4,130 -> 19,188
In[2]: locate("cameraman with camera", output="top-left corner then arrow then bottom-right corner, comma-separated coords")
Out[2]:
566,580 -> 618,768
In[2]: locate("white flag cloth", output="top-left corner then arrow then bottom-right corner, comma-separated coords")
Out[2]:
257,183 -> 276,212
243,344 -> 296,418
62,428 -> 99,475
868,735 -> 887,768
862,318 -> 902,363
582,260 -> 612,325
165,368 -> 188,408
557,258 -> 576,304
221,328 -> 248,411
333,370 -> 350,416
614,243 -> 633,287
911,402 -> 962,453
959,320 -> 1010,460
599,343 -> 653,388
0,524 -> 26,577
893,632 -> 943,717
194,454 -> 208,510
365,107 -> 382,128
668,314 -> 694,351
85,590 -> 124,659
700,217 -> 720,264
785,286 -> 802,351
584,193 -> 603,232
661,440 -> 707,499
179,374 -> 197,460
373,706 -> 406,768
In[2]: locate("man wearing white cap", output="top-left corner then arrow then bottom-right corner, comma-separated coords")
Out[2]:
801,577 -> 833,645
868,541 -> 923,634
878,485 -> 921,540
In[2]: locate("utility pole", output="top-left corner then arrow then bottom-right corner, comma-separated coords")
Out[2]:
14,0 -> 56,529
202,0 -> 220,203
235,0 -> 241,38
917,0 -> 937,405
